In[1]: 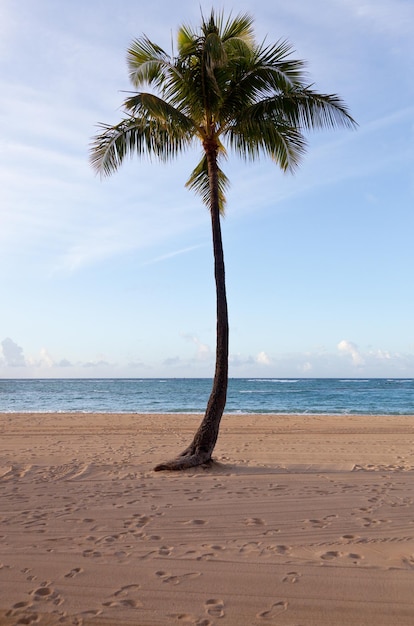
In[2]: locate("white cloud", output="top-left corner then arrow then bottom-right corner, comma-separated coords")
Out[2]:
1,337 -> 26,367
337,340 -> 365,366
181,334 -> 212,362
24,348 -> 55,369
256,351 -> 272,365
369,348 -> 392,361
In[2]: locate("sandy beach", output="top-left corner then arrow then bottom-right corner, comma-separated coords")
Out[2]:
1,412 -> 414,625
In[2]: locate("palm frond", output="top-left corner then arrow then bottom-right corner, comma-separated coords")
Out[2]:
221,12 -> 255,43
90,117 -> 191,177
277,87 -> 358,130
127,36 -> 171,88
92,8 -> 356,207
123,92 -> 195,133
228,117 -> 307,172
242,89 -> 357,133
185,154 -> 229,214
177,25 -> 198,56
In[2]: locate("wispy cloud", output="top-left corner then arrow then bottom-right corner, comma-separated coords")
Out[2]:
141,244 -> 206,267
181,334 -> 213,362
341,0 -> 414,38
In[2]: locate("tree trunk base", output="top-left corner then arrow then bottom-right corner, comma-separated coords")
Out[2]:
154,449 -> 214,471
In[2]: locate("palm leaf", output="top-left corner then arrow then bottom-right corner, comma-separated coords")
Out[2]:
185,154 -> 229,213
227,116 -> 306,172
90,117 -> 190,176
123,92 -> 195,133
221,12 -> 255,43
277,87 -> 357,130
127,36 -> 171,88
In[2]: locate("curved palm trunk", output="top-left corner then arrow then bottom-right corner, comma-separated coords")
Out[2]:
154,147 -> 229,471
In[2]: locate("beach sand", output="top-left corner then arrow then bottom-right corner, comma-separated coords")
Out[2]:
1,412 -> 414,625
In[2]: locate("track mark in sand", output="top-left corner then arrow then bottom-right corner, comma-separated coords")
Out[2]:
196,552 -> 215,561
173,614 -> 212,625
257,600 -> 288,619
239,541 -> 262,554
282,571 -> 301,583
103,598 -> 142,608
80,609 -> 103,619
12,602 -> 31,610
303,514 -> 338,529
0,464 -> 32,481
31,583 -> 63,607
103,584 -> 142,609
272,544 -> 291,555
64,567 -> 83,578
320,550 -> 363,563
42,462 -> 89,481
402,556 -> 414,569
114,583 -> 141,596
244,517 -> 266,526
361,516 -> 390,528
14,614 -> 40,624
155,570 -> 201,585
133,513 -> 151,528
320,550 -> 342,561
5,600 -> 37,624
204,598 -> 225,618
82,548 -> 102,558
263,529 -> 281,536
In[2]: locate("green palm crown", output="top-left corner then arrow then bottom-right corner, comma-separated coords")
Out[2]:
90,10 -> 356,214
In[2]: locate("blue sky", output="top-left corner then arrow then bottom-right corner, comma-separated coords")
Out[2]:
1,0 -> 413,378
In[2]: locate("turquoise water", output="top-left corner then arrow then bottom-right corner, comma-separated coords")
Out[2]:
0,378 -> 413,414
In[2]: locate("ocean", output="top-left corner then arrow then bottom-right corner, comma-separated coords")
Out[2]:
0,378 -> 413,415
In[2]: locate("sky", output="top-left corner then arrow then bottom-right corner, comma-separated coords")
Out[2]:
1,0 -> 413,379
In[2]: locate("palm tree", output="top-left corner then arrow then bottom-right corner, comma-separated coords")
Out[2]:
90,9 -> 356,470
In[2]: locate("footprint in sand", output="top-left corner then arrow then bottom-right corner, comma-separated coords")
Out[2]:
12,601 -> 31,610
361,517 -> 390,528
204,598 -> 225,618
320,550 -> 342,561
303,514 -> 338,529
5,600 -> 35,622
155,570 -> 201,585
14,613 -> 40,624
103,584 -> 142,609
260,544 -> 291,557
320,550 -> 363,564
64,567 -> 83,578
113,584 -> 141,598
174,614 -> 212,625
244,517 -> 266,526
31,584 -> 63,607
257,600 -> 288,619
103,598 -> 142,608
402,556 -> 414,569
282,571 -> 301,583
239,541 -> 262,554
133,514 -> 151,528
82,549 -> 102,558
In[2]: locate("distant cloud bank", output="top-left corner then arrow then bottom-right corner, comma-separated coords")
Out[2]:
1,336 -> 413,378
